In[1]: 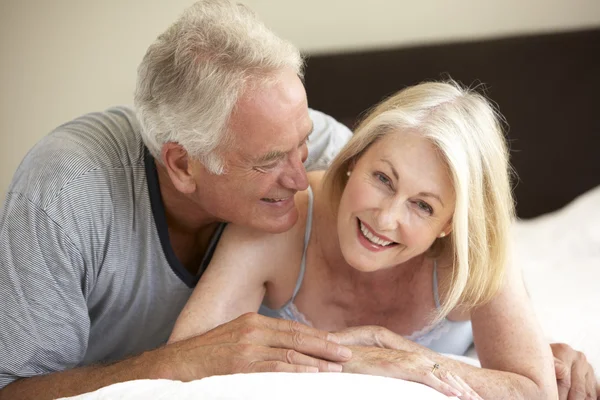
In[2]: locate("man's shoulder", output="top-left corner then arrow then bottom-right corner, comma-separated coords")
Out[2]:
306,109 -> 352,171
7,106 -> 146,209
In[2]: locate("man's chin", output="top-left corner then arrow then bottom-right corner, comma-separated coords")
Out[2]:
255,209 -> 299,234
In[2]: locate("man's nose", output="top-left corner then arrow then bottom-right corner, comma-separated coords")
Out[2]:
280,150 -> 309,191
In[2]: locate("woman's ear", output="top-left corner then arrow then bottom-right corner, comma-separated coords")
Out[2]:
440,218 -> 453,238
347,158 -> 357,173
161,143 -> 197,194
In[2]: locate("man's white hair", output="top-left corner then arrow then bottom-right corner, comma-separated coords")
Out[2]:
134,0 -> 304,174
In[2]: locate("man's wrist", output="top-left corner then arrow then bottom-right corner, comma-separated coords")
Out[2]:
135,345 -> 179,381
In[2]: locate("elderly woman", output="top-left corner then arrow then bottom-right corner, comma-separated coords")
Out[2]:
169,81 -> 558,399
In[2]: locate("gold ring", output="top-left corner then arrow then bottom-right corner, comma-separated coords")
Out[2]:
431,363 -> 440,374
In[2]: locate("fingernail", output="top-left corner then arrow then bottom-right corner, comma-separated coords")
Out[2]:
338,347 -> 352,358
307,367 -> 319,373
328,363 -> 343,372
327,333 -> 340,343
450,388 -> 462,397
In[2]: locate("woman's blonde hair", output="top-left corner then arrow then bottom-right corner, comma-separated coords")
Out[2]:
323,80 -> 515,320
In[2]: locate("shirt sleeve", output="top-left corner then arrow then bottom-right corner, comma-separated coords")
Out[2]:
305,109 -> 352,171
0,193 -> 90,389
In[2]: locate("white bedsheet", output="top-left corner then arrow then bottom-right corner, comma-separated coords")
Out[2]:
513,185 -> 600,370
58,373 -> 457,400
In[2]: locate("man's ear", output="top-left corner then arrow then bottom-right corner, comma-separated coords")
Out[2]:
161,143 -> 197,194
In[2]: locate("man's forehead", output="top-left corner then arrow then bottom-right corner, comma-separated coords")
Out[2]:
245,118 -> 313,163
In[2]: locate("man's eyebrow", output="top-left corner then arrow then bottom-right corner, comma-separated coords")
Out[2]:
256,150 -> 286,164
380,159 -> 444,206
255,123 -> 313,164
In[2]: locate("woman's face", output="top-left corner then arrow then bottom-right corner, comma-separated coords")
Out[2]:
337,130 -> 455,272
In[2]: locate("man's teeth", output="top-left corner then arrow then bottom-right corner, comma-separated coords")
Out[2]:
359,221 -> 393,246
263,198 -> 285,203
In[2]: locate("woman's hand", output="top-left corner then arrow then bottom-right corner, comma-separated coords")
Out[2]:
342,346 -> 483,400
333,325 -> 419,352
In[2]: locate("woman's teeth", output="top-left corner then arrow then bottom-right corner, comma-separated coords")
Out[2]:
359,221 -> 394,246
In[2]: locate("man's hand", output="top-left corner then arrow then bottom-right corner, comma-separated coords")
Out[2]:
162,313 -> 352,380
551,343 -> 599,400
342,346 -> 482,400
0,313 -> 351,400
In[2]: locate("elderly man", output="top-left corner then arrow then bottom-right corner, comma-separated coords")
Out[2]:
0,1 -> 595,399
0,1 -> 352,398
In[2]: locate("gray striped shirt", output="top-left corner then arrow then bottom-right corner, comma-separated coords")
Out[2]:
0,106 -> 351,388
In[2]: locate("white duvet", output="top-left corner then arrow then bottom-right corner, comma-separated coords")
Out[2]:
58,373 -> 456,400
514,185 -> 600,370
60,186 -> 600,399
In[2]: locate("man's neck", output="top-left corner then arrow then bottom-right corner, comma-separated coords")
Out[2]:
155,160 -> 221,275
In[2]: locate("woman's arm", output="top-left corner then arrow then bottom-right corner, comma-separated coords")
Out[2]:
169,222 -> 301,343
465,256 -> 557,399
334,260 -> 558,400
423,258 -> 557,399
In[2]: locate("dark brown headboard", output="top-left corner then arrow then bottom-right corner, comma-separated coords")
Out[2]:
304,28 -> 600,218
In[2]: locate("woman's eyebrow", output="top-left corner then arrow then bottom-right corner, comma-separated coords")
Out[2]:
380,159 -> 399,180
380,158 -> 444,206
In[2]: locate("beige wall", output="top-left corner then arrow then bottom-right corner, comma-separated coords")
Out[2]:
1,0 -> 599,200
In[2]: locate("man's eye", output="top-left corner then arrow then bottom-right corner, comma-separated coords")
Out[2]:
263,159 -> 283,169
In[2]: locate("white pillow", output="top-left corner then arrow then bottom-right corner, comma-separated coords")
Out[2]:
513,185 -> 600,370
58,373 -> 457,400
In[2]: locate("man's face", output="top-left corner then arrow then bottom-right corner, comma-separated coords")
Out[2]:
191,68 -> 312,233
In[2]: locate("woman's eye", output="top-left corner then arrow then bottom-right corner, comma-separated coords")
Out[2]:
375,172 -> 392,188
416,201 -> 433,215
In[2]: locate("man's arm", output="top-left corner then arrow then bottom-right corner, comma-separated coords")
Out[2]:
551,342 -> 599,400
0,313 -> 352,400
0,193 -> 351,400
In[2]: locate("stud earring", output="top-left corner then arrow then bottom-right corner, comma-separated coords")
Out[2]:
438,232 -> 446,238
346,171 -> 351,177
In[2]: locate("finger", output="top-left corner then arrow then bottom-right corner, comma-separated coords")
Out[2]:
558,378 -> 571,400
260,314 -> 341,343
449,373 -> 483,400
269,347 -> 343,372
556,360 -> 572,400
585,371 -> 596,400
430,369 -> 464,398
264,329 -> 352,363
331,327 -> 371,346
568,359 -> 588,400
249,360 -> 319,373
402,367 -> 461,398
555,357 -> 570,380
